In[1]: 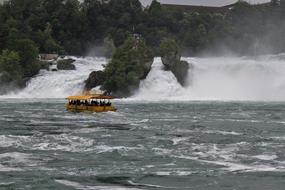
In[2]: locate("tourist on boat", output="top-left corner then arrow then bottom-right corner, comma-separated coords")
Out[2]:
65,94 -> 116,112
106,101 -> 111,106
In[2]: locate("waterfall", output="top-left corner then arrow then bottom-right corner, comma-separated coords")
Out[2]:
3,54 -> 285,101
1,57 -> 106,98
132,55 -> 285,101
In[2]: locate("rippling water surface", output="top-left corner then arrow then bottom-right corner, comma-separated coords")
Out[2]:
1,99 -> 285,189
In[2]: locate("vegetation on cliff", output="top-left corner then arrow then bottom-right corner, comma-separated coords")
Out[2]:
160,39 -> 190,86
0,39 -> 40,94
85,36 -> 154,97
0,50 -> 22,94
57,59 -> 76,70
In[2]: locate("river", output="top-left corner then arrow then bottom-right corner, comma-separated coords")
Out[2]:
0,99 -> 285,189
1,56 -> 285,189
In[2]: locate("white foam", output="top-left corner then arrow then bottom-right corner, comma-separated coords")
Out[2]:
0,164 -> 23,172
55,179 -> 142,190
252,154 -> 278,161
31,134 -> 95,152
1,57 -> 106,99
3,55 -> 285,101
203,130 -> 242,136
132,55 -> 285,101
0,182 -> 14,186
95,145 -> 143,154
0,152 -> 41,171
176,155 -> 285,172
172,137 -> 189,145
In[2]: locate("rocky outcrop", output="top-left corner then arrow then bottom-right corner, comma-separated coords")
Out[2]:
57,59 -> 76,70
37,60 -> 51,71
160,39 -> 190,86
167,60 -> 189,86
84,36 -> 154,97
84,70 -> 106,91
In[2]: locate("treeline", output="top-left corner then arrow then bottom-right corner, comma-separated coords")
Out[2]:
1,0 -> 285,56
1,0 -> 285,93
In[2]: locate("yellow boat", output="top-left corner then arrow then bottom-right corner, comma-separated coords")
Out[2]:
65,94 -> 117,113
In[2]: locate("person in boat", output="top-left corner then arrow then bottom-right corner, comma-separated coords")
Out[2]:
106,100 -> 111,106
65,95 -> 116,112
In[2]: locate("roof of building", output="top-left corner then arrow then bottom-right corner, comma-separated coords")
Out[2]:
140,0 -> 271,7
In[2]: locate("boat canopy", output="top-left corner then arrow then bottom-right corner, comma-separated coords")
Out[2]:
66,95 -> 114,100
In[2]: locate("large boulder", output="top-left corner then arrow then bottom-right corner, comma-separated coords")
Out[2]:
36,60 -> 51,71
84,70 -> 106,91
160,39 -> 190,86
57,59 -> 76,70
170,60 -> 190,86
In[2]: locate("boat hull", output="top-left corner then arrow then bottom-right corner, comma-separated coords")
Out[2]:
65,104 -> 117,113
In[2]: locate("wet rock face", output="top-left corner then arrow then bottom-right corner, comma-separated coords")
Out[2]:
57,59 -> 76,70
161,57 -> 190,86
160,39 -> 190,86
84,70 -> 106,91
169,60 -> 189,86
161,51 -> 181,70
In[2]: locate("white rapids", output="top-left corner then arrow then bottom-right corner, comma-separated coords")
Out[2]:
1,57 -> 106,98
132,55 -> 285,101
2,54 -> 285,101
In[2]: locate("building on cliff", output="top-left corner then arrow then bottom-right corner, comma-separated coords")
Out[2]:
141,0 -> 271,12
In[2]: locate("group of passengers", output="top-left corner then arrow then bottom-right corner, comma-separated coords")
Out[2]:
69,100 -> 112,106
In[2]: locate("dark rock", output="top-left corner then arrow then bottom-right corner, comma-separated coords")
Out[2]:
160,39 -> 190,86
84,70 -> 106,91
170,60 -> 190,86
162,59 -> 191,86
57,59 -> 76,70
37,60 -> 50,71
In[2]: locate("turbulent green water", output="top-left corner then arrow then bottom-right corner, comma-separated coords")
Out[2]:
1,99 -> 285,189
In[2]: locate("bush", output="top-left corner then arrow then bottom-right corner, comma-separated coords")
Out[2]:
102,36 -> 154,97
0,50 -> 23,93
57,59 -> 76,70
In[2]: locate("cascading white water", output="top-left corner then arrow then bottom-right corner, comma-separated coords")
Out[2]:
2,54 -> 285,101
1,57 -> 106,98
132,55 -> 285,101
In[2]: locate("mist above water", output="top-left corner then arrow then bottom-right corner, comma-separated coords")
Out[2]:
1,57 -> 106,99
2,55 -> 285,101
132,55 -> 285,101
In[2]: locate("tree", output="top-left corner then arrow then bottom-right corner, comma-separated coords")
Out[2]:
103,36 -> 153,97
8,38 -> 40,77
0,50 -> 22,85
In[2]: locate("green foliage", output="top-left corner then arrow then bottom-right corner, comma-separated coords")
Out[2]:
9,38 -> 38,65
57,59 -> 76,70
0,50 -> 22,84
103,36 -> 153,97
1,0 -> 285,58
8,38 -> 40,77
160,39 -> 179,58
159,39 -> 189,86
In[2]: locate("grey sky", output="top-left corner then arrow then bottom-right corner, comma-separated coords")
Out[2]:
140,0 -> 270,7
